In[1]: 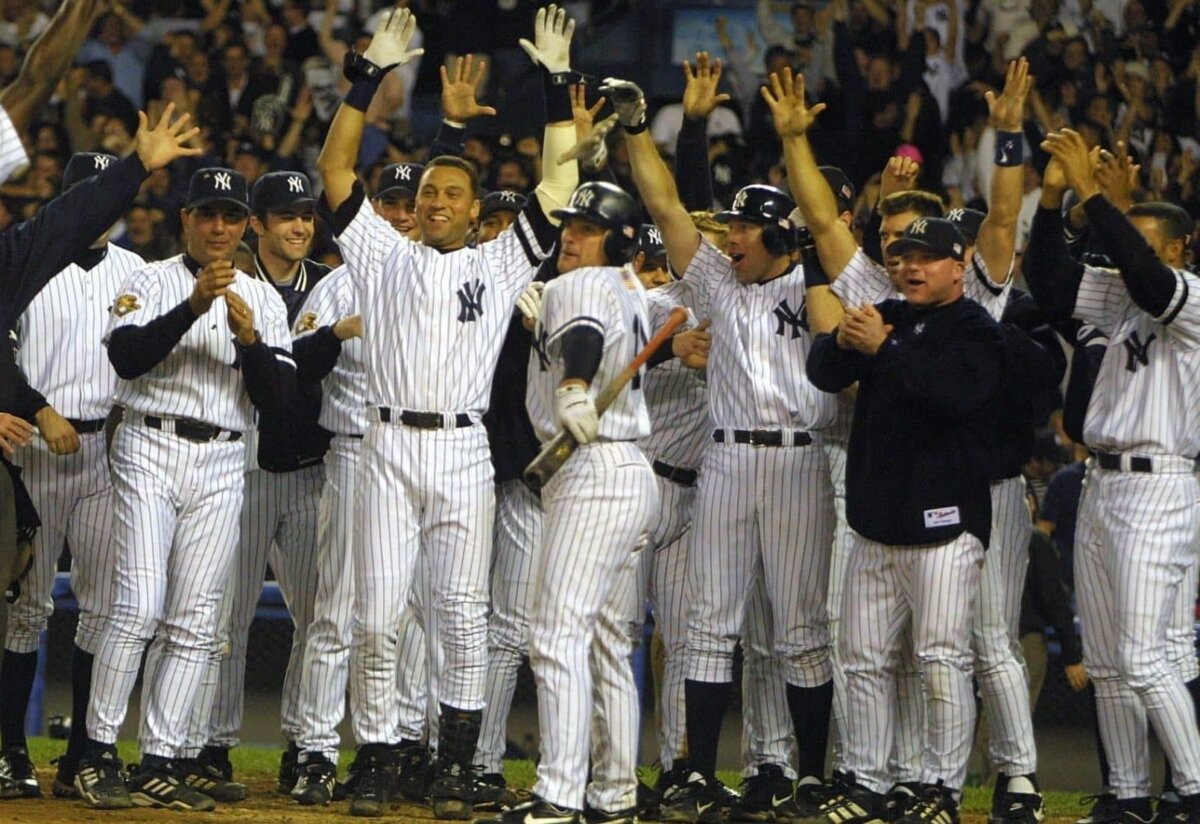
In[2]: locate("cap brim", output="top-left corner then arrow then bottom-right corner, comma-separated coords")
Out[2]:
482,204 -> 522,219
374,185 -> 416,199
254,196 -> 317,212
887,237 -> 954,259
188,196 -> 250,212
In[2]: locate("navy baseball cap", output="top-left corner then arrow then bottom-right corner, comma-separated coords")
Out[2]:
63,152 -> 118,191
375,162 -> 425,198
886,217 -> 966,262
946,207 -> 986,244
481,190 -> 526,220
819,166 -> 855,214
638,224 -> 666,262
186,167 -> 250,211
251,171 -> 316,214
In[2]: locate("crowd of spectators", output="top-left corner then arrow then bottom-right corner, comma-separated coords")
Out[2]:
0,0 -> 1197,266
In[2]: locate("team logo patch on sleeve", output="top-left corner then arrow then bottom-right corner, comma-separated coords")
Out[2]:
297,311 -> 319,333
111,294 -> 142,317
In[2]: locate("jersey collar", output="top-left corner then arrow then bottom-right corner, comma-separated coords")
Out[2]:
254,254 -> 310,292
74,245 -> 109,271
182,253 -> 203,277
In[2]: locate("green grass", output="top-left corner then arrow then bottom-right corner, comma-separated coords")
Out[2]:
24,737 -> 1092,817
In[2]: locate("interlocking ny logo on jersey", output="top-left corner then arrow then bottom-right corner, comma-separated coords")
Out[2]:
1124,331 -> 1156,372
456,279 -> 486,323
773,298 -> 806,339
111,294 -> 141,317
533,326 -> 550,372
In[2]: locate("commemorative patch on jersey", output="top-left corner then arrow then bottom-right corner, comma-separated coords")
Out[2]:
923,506 -> 961,529
297,310 -> 319,333
111,294 -> 142,317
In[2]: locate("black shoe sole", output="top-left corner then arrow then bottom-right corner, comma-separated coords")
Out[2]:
350,799 -> 387,817
433,797 -> 475,820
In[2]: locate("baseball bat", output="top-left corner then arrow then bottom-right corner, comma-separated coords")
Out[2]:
524,306 -> 689,490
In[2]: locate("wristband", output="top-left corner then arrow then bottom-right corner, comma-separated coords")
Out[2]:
345,75 -> 384,113
543,70 -> 574,123
624,119 -> 647,135
343,50 -> 385,82
994,130 -> 1024,167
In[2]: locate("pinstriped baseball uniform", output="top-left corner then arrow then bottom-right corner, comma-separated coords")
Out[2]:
0,106 -> 28,185
1073,261 -> 1200,799
285,266 -> 430,761
333,186 -> 552,746
86,256 -> 294,759
671,239 -> 836,694
832,245 -> 1037,780
526,264 -> 657,811
6,245 -> 144,657
822,395 -> 852,773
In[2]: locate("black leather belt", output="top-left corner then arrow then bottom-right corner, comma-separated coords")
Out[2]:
713,429 -> 812,447
1093,451 -> 1153,473
379,407 -> 471,429
67,418 -> 107,434
653,459 -> 698,487
144,415 -> 243,443
347,433 -> 364,440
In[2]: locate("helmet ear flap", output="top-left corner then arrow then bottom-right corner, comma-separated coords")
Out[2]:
760,221 -> 795,257
604,224 -> 638,265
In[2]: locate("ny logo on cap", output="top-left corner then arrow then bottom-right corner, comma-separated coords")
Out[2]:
733,189 -> 749,210
396,165 -> 412,181
946,208 -> 965,222
573,188 -> 595,208
499,191 -> 520,203
909,218 -> 929,235
288,175 -> 305,193
214,172 -> 232,191
94,155 -> 111,170
647,227 -> 662,245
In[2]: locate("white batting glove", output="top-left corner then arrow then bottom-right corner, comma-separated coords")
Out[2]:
519,4 -> 575,73
516,281 -> 544,323
363,7 -> 425,69
555,383 -> 599,444
598,78 -> 647,130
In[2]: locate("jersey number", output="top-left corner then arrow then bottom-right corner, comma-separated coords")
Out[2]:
631,315 -> 649,390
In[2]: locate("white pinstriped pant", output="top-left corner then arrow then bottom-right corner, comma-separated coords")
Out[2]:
530,442 -> 657,812
1076,463 -> 1200,798
350,424 -> 494,745
822,433 -> 851,774
87,422 -> 245,758
840,530 -> 984,795
476,479 -> 544,774
6,434 -> 114,655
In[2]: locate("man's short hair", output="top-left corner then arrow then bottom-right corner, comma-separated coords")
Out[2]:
1127,202 -> 1195,244
425,156 -> 481,198
878,190 -> 944,219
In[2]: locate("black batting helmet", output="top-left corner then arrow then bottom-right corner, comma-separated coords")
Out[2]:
714,184 -> 798,256
552,181 -> 640,264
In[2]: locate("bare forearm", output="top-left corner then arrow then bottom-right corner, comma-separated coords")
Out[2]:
317,102 -> 367,211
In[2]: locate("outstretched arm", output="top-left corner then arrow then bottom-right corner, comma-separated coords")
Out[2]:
975,58 -> 1033,284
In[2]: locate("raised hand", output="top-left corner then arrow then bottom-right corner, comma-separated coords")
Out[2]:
682,52 -> 732,121
760,67 -> 826,139
598,78 -> 647,130
570,83 -> 607,142
1095,141 -> 1140,211
881,155 -> 920,199
1041,129 -> 1099,200
440,54 -> 497,123
519,4 -> 574,73
362,5 -> 424,69
134,101 -> 203,171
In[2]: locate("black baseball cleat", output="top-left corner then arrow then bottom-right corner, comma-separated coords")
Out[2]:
480,797 -> 583,824
776,777 -> 833,821
659,771 -> 727,823
989,774 -> 1044,824
893,783 -> 959,824
886,782 -> 925,821
393,738 -> 432,801
178,755 -> 249,802
51,754 -> 81,798
584,803 -> 640,824
1113,797 -> 1156,824
75,747 -> 132,809
430,761 -> 477,820
475,771 -> 523,812
1076,793 -> 1120,824
1157,792 -> 1200,824
292,752 -> 338,806
126,757 -> 217,811
334,753 -> 362,801
794,775 -> 887,824
731,764 -> 794,821
278,740 -> 301,795
0,746 -> 42,798
349,743 -> 398,817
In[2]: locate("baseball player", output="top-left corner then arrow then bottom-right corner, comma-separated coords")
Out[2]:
373,162 -> 424,237
315,6 -> 578,817
74,166 -> 295,812
152,170 -> 334,801
608,77 -> 838,822
1027,129 -> 1200,824
479,190 -> 528,243
498,180 -> 656,824
766,63 -> 1042,820
0,152 -> 145,800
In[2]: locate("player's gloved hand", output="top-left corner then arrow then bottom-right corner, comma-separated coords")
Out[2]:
363,6 -> 424,70
555,383 -> 599,444
35,406 -> 81,456
519,4 -> 575,73
598,78 -> 647,131
516,281 -> 545,324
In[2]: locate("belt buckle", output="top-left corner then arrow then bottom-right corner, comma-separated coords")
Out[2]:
748,430 -> 768,447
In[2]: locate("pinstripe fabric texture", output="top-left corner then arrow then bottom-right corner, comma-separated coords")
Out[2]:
0,104 -> 29,183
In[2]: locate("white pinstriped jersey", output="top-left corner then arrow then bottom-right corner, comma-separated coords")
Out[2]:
335,197 -> 550,416
105,255 -> 294,432
527,265 -> 652,443
0,105 -> 28,184
293,266 -> 366,436
14,244 -> 145,419
831,247 -> 1012,321
673,239 -> 835,431
639,285 -> 709,471
1074,264 -> 1200,457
